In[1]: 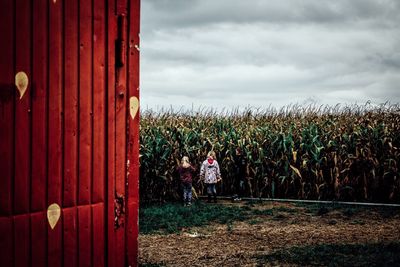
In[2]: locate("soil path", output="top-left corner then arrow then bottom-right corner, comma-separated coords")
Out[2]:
139,202 -> 400,266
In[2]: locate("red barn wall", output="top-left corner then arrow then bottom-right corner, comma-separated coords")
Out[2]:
0,0 -> 140,266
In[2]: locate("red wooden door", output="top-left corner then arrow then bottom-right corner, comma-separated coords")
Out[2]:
0,0 -> 140,266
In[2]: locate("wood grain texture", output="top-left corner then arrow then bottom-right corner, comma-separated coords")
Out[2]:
14,0 -> 31,215
106,1 -> 117,266
0,0 -> 14,216
31,0 -> 48,212
115,1 -> 128,264
63,0 -> 79,208
78,205 -> 92,267
47,1 -> 63,265
31,212 -> 47,267
78,0 -> 93,206
0,218 -> 13,266
93,0 -> 106,204
126,0 -> 141,265
63,207 -> 78,267
93,203 -> 105,266
14,215 -> 30,267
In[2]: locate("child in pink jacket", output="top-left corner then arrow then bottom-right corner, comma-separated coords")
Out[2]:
200,151 -> 222,203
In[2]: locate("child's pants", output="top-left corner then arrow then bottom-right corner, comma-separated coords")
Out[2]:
182,183 -> 192,203
206,183 -> 217,202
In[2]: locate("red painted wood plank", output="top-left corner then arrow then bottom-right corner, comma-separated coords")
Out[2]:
31,212 -> 47,267
117,0 -> 128,15
126,0 -> 141,264
78,205 -> 92,267
48,0 -> 63,266
78,0 -> 93,205
92,203 -> 105,267
115,13 -> 127,267
47,215 -> 62,267
48,0 -> 63,206
63,0 -> 79,208
63,207 -> 78,267
0,0 -> 14,216
115,7 -> 128,201
14,215 -> 30,267
14,0 -> 31,215
31,0 -> 48,212
92,0 -> 106,204
0,218 -> 13,266
107,0 -> 117,265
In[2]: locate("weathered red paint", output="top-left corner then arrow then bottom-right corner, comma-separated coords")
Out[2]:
0,0 -> 140,266
127,1 -> 141,265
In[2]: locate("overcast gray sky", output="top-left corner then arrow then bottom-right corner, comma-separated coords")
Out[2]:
140,0 -> 400,111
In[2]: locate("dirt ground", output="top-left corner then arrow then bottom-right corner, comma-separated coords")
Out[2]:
139,201 -> 400,266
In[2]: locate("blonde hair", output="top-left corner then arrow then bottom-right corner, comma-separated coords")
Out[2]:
181,156 -> 190,167
207,151 -> 216,159
181,156 -> 189,164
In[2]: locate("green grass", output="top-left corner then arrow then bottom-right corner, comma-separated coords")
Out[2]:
139,201 -> 253,234
251,208 -> 274,216
294,202 -> 372,216
139,201 -> 307,234
248,218 -> 263,225
272,206 -> 298,213
256,242 -> 400,267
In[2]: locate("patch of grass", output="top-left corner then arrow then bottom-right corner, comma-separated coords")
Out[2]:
256,242 -> 400,267
139,201 -> 252,234
377,207 -> 400,218
248,218 -> 263,225
244,201 -> 256,207
293,202 -> 372,217
272,206 -> 298,213
251,208 -> 274,216
342,207 -> 356,217
294,202 -> 324,214
272,213 -> 286,221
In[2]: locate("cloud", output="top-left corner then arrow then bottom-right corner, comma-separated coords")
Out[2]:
140,0 -> 400,111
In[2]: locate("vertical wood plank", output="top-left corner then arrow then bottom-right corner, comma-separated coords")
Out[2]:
0,218 -> 13,266
31,212 -> 47,267
126,0 -> 141,265
31,0 -> 48,213
14,215 -> 30,267
78,206 -> 92,267
48,0 -> 63,266
0,0 -> 14,216
107,0 -> 117,265
78,0 -> 93,205
115,1 -> 128,266
14,0 -> 31,215
64,0 -> 79,208
92,0 -> 106,205
63,207 -> 77,267
117,0 -> 128,15
92,203 -> 105,267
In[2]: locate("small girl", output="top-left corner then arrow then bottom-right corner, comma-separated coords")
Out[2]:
176,156 -> 196,206
200,151 -> 222,203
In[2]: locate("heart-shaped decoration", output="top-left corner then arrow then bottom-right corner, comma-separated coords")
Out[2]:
47,203 -> 61,229
15,71 -> 29,99
129,96 -> 139,120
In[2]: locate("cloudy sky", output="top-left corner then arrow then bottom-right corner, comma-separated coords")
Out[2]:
140,0 -> 400,111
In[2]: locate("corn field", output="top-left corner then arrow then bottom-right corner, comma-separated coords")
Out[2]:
140,103 -> 400,203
